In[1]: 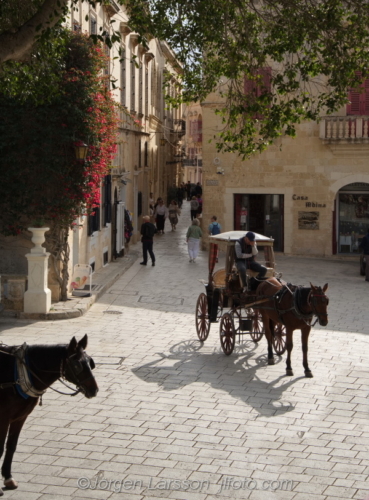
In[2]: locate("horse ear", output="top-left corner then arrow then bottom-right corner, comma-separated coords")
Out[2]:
323,283 -> 329,293
78,334 -> 88,350
67,336 -> 78,355
310,282 -> 317,291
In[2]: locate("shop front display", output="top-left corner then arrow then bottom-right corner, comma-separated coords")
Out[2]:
337,183 -> 369,254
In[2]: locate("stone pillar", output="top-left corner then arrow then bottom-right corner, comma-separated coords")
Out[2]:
23,228 -> 51,314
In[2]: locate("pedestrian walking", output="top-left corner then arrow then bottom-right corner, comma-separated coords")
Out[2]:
186,181 -> 192,201
208,215 -> 221,235
186,218 -> 202,263
208,216 -> 221,263
195,182 -> 202,196
196,193 -> 203,217
154,198 -> 168,234
176,185 -> 185,208
140,216 -> 156,266
190,196 -> 199,221
359,227 -> 369,282
168,200 -> 181,231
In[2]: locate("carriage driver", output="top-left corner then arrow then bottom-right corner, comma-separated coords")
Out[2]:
235,231 -> 267,291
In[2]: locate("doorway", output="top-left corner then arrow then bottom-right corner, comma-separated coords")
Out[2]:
234,194 -> 284,251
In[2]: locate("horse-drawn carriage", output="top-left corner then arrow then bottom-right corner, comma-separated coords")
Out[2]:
195,230 -> 330,378
195,231 -> 286,355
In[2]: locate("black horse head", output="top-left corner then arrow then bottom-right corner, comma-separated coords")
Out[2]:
64,335 -> 98,398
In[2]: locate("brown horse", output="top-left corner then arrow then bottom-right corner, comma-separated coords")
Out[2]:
256,278 -> 329,377
0,334 -> 98,496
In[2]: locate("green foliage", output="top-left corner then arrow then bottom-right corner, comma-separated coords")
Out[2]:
0,30 -> 118,236
0,25 -> 69,104
3,0 -> 369,157
123,0 -> 369,157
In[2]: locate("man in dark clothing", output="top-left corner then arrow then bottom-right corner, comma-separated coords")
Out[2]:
177,185 -> 185,208
186,181 -> 192,201
235,231 -> 267,291
140,216 -> 156,266
359,228 -> 369,281
195,182 -> 202,196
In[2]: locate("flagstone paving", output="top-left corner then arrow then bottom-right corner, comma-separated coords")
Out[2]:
0,201 -> 368,500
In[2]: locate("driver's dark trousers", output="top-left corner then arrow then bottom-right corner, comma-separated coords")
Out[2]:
236,260 -> 267,288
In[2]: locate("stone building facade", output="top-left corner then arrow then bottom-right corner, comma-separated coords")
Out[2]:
0,1 -> 184,308
201,88 -> 369,258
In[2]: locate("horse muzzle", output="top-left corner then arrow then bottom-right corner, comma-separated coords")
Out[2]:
80,379 -> 99,398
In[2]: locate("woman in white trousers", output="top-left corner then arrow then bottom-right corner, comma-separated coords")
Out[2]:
186,218 -> 203,262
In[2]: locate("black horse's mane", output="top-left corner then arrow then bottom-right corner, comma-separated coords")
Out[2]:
27,344 -> 69,370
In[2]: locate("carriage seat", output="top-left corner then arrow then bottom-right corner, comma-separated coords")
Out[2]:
212,268 -> 227,288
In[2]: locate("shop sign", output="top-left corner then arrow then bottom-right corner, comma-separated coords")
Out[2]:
292,194 -> 326,208
298,211 -> 319,230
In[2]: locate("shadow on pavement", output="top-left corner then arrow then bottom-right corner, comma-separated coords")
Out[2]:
132,339 -> 305,418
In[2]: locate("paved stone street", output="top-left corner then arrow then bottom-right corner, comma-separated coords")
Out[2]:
1,201 -> 369,500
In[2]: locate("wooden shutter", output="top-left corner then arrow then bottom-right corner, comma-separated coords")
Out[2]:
364,79 -> 369,114
347,72 -> 369,115
244,67 -> 271,118
244,74 -> 257,96
121,48 -> 126,107
258,67 -> 272,96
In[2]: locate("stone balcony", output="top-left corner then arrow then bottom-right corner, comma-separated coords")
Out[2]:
319,116 -> 369,156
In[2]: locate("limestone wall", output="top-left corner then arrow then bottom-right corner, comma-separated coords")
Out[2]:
201,106 -> 369,256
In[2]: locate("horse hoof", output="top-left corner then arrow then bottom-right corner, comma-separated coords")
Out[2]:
268,358 -> 275,365
4,478 -> 18,489
305,370 -> 313,378
286,369 -> 294,376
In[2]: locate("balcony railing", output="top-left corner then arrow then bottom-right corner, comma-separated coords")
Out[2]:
320,116 -> 369,141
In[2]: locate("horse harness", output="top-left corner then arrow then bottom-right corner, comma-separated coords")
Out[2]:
0,343 -> 94,403
268,285 -> 326,326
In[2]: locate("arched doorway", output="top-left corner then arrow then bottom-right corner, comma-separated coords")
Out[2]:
335,182 -> 369,254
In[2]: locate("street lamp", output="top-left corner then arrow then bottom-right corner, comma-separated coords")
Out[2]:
74,141 -> 89,161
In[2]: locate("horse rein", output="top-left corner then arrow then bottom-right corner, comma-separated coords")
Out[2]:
0,344 -> 93,400
308,291 -> 329,325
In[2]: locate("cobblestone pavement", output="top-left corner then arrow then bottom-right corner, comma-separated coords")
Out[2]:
0,201 -> 368,500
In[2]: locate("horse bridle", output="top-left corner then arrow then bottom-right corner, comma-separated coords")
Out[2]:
308,290 -> 329,325
62,352 -> 96,395
0,344 -> 95,399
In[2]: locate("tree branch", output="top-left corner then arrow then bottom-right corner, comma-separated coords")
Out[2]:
0,0 -> 69,63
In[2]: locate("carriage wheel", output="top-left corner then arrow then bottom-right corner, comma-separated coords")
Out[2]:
273,323 -> 287,355
219,313 -> 235,355
195,293 -> 210,342
232,307 -> 242,334
248,308 -> 264,342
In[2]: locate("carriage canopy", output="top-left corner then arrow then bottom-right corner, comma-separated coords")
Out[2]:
209,231 -> 274,245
